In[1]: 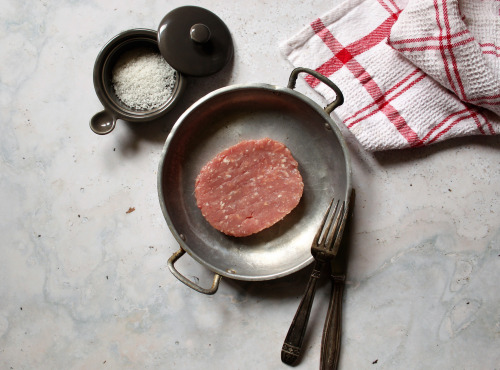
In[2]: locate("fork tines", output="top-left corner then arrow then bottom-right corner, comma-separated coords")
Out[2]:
314,198 -> 345,250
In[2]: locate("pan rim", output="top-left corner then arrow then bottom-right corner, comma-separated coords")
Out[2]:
157,82 -> 352,281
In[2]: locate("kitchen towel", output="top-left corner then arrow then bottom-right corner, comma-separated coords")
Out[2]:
280,0 -> 500,151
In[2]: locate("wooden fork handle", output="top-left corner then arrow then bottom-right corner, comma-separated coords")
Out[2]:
320,275 -> 345,370
281,260 -> 324,365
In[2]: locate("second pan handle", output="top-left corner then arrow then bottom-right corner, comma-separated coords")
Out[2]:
167,247 -> 221,295
287,67 -> 344,114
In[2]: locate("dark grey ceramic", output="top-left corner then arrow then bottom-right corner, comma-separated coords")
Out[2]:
90,28 -> 186,135
158,6 -> 233,77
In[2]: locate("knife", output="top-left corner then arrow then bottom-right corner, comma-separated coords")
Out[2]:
320,190 -> 354,370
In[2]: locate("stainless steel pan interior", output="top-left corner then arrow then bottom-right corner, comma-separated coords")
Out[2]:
158,68 -> 352,293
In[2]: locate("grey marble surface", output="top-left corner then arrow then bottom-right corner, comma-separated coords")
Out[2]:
1,0 -> 499,369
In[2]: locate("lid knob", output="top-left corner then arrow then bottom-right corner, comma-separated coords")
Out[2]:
190,23 -> 211,43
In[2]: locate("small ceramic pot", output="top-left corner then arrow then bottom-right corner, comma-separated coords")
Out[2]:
90,28 -> 186,135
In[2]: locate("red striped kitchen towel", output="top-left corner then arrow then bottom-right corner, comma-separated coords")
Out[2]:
280,0 -> 500,151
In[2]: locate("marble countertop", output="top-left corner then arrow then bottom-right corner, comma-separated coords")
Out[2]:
1,0 -> 499,368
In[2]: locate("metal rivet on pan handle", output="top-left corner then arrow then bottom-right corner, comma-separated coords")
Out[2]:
167,247 -> 222,295
287,67 -> 344,115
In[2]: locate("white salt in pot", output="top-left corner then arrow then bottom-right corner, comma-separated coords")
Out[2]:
90,29 -> 186,135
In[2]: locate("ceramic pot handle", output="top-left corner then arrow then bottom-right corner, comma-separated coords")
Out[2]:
167,247 -> 221,295
90,110 -> 116,135
287,67 -> 344,114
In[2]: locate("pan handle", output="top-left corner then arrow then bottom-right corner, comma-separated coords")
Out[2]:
287,67 -> 344,114
167,247 -> 222,295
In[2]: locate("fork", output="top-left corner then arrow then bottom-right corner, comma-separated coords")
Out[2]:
281,198 -> 346,365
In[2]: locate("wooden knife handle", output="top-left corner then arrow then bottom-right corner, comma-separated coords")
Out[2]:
281,260 -> 324,365
320,274 -> 345,370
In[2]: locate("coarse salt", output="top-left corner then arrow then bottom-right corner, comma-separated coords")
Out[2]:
112,48 -> 176,110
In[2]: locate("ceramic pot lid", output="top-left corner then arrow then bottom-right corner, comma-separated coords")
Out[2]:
158,6 -> 233,77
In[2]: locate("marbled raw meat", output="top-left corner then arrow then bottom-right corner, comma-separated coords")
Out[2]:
195,138 -> 304,237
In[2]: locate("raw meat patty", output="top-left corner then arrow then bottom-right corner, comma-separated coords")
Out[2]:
195,138 -> 304,237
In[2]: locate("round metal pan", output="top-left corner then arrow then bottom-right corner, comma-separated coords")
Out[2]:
158,68 -> 352,294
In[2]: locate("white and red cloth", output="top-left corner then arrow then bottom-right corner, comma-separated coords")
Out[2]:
281,0 -> 500,151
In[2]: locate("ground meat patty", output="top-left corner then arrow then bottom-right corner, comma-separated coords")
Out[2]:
195,138 -> 304,237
